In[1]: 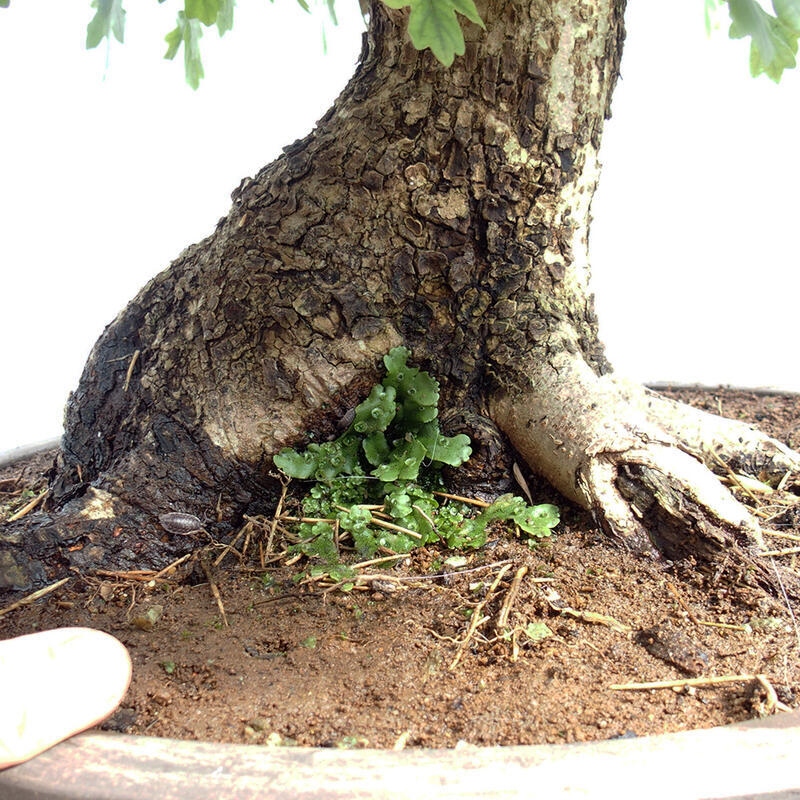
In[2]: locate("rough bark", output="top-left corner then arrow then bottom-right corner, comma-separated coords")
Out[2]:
2,0 -> 799,594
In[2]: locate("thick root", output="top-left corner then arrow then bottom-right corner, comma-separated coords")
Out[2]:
490,356 -> 800,596
580,443 -> 762,559
637,386 -> 800,486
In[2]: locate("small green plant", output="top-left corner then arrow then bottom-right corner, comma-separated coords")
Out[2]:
274,347 -> 558,579
275,347 -> 471,484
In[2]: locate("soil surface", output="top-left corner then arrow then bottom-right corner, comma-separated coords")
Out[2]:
1,387 -> 799,750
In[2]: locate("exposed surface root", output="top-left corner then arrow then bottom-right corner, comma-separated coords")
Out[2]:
580,443 -> 760,560
491,359 -> 800,598
638,386 -> 800,488
584,443 -> 797,597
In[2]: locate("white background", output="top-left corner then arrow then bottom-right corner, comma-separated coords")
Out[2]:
0,2 -> 797,452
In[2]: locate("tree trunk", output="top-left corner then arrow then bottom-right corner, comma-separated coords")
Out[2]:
2,0 -> 798,593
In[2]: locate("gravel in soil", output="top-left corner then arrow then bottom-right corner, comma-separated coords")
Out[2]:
1,387 -> 799,750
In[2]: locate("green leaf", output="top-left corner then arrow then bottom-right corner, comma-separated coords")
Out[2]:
524,621 -> 554,644
472,495 -> 559,541
705,0 -> 722,35
449,0 -> 485,28
351,385 -> 397,434
774,0 -> 800,33
276,435 -> 363,482
727,0 -> 798,81
164,12 -> 205,89
384,488 -> 413,519
396,399 -> 439,426
382,346 -> 412,381
362,431 -> 390,466
405,0 -> 483,67
337,505 -> 373,539
0,1 -> 10,8
183,16 -> 205,87
398,375 -> 439,405
325,0 -> 338,24
349,525 -> 380,557
274,447 -> 317,479
397,374 -> 439,409
426,430 -> 472,467
440,494 -> 556,550
86,0 -> 126,49
185,0 -> 223,26
294,521 -> 338,562
444,514 -> 487,549
408,0 -> 465,67
164,25 -> 183,60
381,347 -> 440,427
372,437 -> 427,482
216,0 -> 235,34
511,502 -> 560,538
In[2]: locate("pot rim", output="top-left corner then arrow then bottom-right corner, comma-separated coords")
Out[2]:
1,712 -> 799,800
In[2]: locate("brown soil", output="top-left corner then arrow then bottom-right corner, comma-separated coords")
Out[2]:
1,387 -> 799,750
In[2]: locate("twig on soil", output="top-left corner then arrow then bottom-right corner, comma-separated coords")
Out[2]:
760,546 -> 800,557
266,479 -> 290,561
512,462 -> 533,505
0,577 -> 70,619
495,565 -> 531,663
341,573 -> 408,587
765,531 -> 800,542
319,557 -> 521,594
404,559 -> 516,581
432,490 -> 491,508
449,563 -> 512,670
371,559 -> 516,584
94,552 -> 194,583
350,554 -> 408,570
697,620 -> 751,632
542,587 -> 630,633
710,450 -> 763,505
665,582 -> 748,631
94,569 -> 157,581
331,506 -> 424,541
154,552 -> 195,579
558,607 -> 631,634
756,674 -> 791,714
7,488 -> 48,522
392,731 -> 411,751
497,565 -> 528,630
610,673 -> 791,713
665,581 -> 700,624
243,592 -> 306,610
213,523 -> 249,567
768,557 -> 800,649
776,470 -> 793,493
200,552 -> 228,627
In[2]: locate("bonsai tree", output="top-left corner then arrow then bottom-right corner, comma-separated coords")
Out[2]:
2,0 -> 799,594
